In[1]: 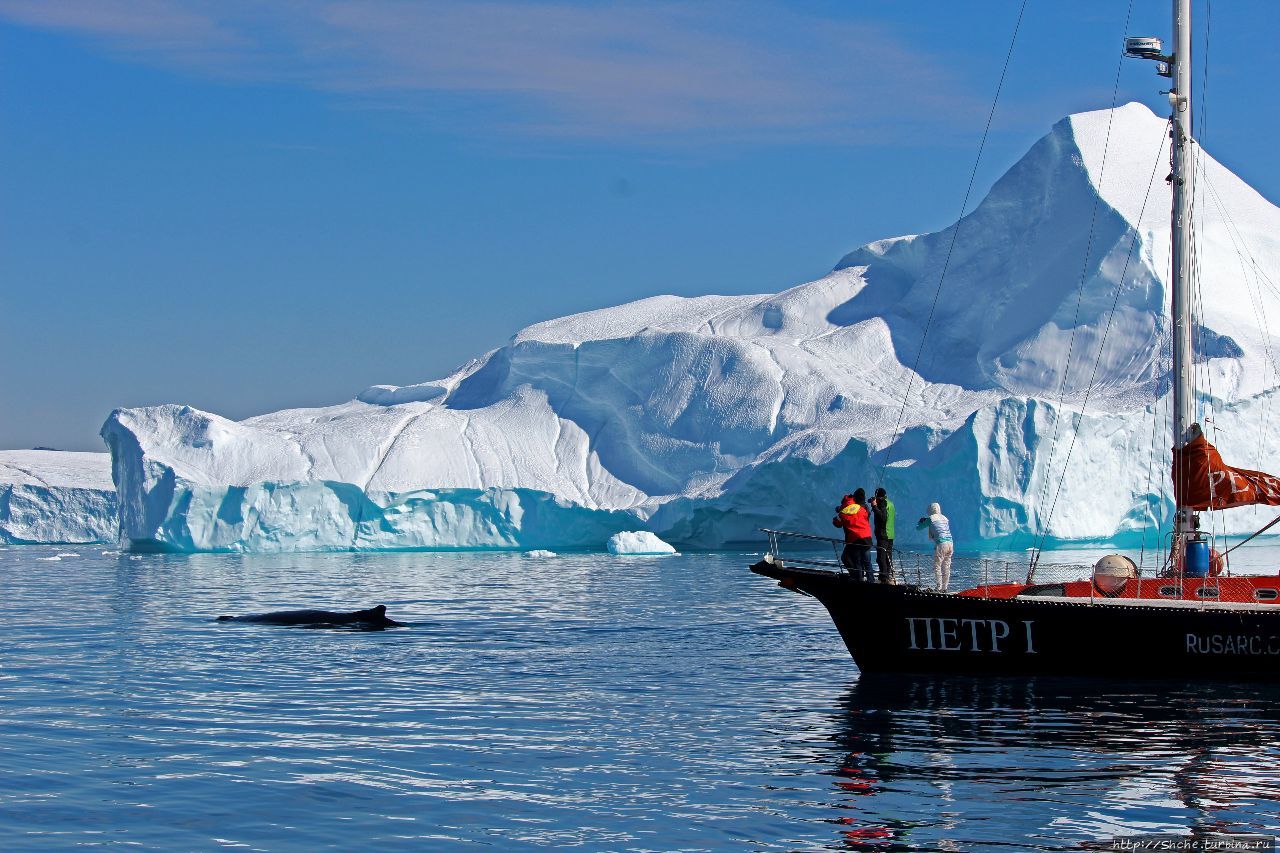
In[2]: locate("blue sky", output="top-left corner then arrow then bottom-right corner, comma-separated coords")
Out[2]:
3,0 -> 1278,451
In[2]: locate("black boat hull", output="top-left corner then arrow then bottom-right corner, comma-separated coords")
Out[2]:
751,560 -> 1280,679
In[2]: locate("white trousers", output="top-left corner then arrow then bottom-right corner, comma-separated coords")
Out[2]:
934,541 -> 954,591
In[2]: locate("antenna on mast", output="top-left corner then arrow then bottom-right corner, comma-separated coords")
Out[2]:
1123,36 -> 1172,77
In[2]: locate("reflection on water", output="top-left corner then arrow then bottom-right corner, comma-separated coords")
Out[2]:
1,546 -> 1280,849
824,677 -> 1280,850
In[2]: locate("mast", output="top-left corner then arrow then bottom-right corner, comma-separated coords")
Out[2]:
1127,0 -> 1199,560
1169,0 -> 1197,545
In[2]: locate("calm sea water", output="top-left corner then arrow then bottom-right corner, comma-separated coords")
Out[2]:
4,544 -> 1280,850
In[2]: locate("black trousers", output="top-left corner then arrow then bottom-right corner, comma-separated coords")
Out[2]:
841,539 -> 874,582
876,539 -> 894,583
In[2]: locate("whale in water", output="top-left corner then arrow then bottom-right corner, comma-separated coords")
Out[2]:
216,604 -> 406,629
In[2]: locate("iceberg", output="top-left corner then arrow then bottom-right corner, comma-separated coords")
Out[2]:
607,532 -> 678,555
0,450 -> 117,544
101,104 -> 1280,552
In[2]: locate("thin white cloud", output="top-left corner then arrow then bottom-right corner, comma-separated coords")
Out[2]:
0,0 -> 231,46
0,0 -> 981,143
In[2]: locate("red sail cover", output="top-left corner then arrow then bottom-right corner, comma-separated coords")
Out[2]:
1172,433 -> 1280,510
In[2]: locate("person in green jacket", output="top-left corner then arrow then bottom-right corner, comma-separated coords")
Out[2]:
871,487 -> 896,583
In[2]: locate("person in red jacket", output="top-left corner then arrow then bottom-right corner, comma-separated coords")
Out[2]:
833,488 -> 874,581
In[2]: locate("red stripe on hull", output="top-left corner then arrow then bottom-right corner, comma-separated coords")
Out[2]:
960,575 -> 1280,604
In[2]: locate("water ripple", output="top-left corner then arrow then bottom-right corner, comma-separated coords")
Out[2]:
2,547 -> 1280,849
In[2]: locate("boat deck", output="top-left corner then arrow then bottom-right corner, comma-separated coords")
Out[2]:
967,575 -> 1280,605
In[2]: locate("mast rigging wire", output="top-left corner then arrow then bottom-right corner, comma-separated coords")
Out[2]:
1028,126 -> 1170,576
1202,176 -> 1280,524
876,0 -> 1029,482
1021,0 -> 1138,571
1139,391 -> 1169,572
1222,511 -> 1280,555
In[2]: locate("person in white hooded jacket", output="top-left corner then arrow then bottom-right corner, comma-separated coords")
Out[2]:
916,502 -> 954,591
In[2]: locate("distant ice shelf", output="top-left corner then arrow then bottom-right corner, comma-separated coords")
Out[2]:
97,103 -> 1280,553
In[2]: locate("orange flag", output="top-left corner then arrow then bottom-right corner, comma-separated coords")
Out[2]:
1172,431 -> 1280,510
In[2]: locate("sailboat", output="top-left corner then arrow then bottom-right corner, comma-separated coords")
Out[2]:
750,0 -> 1280,679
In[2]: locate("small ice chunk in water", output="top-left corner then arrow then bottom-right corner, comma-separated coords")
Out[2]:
607,532 -> 677,555
524,550 -> 558,558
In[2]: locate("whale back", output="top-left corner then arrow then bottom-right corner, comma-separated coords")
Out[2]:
216,604 -> 403,628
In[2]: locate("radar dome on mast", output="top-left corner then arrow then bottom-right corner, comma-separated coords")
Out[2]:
1123,36 -> 1166,60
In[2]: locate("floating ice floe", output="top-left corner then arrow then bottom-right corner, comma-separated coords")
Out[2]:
607,532 -> 678,556
524,550 -> 558,558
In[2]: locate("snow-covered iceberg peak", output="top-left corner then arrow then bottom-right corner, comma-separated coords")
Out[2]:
101,104 -> 1280,552
834,102 -> 1280,403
